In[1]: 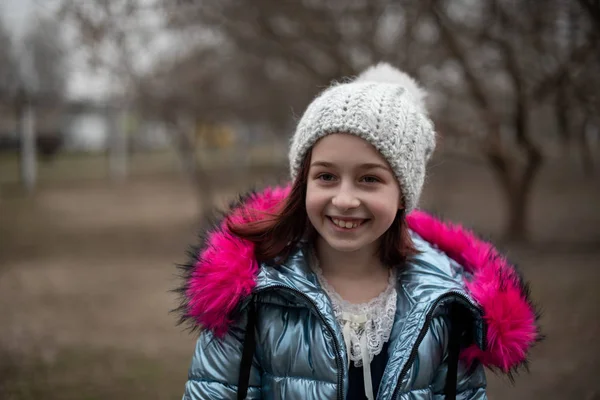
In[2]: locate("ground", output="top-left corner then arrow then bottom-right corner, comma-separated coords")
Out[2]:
1,153 -> 599,399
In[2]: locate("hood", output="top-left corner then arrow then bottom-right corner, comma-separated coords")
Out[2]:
174,185 -> 541,375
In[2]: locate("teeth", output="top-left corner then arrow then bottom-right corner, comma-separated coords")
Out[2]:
332,218 -> 361,229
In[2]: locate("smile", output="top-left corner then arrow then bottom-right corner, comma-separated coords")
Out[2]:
328,217 -> 367,229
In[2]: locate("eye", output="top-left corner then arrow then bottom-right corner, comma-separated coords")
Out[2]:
317,173 -> 336,182
361,175 -> 381,183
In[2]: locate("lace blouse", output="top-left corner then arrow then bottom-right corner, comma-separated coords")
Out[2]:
311,252 -> 398,400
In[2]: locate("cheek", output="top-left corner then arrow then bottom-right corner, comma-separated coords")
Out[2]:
305,186 -> 327,218
370,198 -> 399,224
305,199 -> 318,220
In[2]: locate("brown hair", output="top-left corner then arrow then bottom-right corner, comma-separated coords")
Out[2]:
227,151 -> 418,266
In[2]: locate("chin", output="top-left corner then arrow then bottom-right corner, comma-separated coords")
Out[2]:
320,236 -> 366,253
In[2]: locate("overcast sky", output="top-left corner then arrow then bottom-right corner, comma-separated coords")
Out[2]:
1,0 -> 183,101
0,0 -> 34,38
1,0 -> 112,100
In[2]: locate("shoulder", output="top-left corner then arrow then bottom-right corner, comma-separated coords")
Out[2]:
409,231 -> 472,281
398,231 -> 472,302
405,211 -> 541,374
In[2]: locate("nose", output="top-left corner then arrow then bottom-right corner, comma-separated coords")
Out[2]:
331,183 -> 360,211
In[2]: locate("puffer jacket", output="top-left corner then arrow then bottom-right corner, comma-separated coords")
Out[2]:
175,186 -> 540,399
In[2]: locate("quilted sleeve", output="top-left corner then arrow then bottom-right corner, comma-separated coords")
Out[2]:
182,311 -> 262,400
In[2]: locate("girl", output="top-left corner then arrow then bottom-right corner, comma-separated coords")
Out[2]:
175,63 -> 540,399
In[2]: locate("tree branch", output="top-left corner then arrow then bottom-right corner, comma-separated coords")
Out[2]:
429,1 -> 502,152
577,0 -> 600,32
532,33 -> 598,102
430,4 -> 492,112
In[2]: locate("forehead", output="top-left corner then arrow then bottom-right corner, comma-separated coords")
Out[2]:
311,133 -> 388,166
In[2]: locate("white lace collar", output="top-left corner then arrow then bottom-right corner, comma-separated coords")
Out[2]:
311,252 -> 398,368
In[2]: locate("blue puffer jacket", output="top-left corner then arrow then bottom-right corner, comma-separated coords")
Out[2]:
175,187 -> 540,399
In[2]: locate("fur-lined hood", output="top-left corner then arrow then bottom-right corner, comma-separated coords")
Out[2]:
175,185 -> 541,375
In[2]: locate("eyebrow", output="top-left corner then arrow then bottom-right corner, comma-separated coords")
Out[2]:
310,161 -> 391,172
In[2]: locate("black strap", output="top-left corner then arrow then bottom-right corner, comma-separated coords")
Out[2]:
237,298 -> 257,400
444,305 -> 465,400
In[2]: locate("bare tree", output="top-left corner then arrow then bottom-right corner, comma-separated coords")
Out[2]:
21,16 -> 67,154
161,0 -> 426,80
60,0 -> 599,239
0,16 -> 67,105
57,0 -> 317,225
158,0 -> 599,240
0,19 -> 19,101
426,0 -> 598,240
22,17 -> 67,102
58,0 -> 252,224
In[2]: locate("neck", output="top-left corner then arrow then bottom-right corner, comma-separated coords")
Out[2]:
314,237 -> 391,304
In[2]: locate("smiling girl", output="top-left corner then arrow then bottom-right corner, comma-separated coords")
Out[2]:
176,63 -> 541,399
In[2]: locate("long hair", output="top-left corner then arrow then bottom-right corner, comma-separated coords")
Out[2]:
227,151 -> 418,265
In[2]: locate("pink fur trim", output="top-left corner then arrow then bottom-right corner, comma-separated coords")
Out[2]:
183,186 -> 538,372
185,186 -> 290,337
407,211 -> 538,372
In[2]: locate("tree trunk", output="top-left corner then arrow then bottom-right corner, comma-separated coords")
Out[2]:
504,167 -> 534,242
487,146 -> 543,243
19,102 -> 37,192
580,117 -> 595,177
505,185 -> 527,242
171,121 -> 214,228
107,107 -> 128,181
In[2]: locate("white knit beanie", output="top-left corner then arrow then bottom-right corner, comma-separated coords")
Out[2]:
289,62 -> 436,212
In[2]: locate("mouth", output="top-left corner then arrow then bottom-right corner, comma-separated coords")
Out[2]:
327,216 -> 368,230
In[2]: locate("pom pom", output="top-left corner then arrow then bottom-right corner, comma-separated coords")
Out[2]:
356,62 -> 426,110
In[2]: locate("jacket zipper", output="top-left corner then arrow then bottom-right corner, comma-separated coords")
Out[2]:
255,285 -> 345,400
390,291 -> 484,400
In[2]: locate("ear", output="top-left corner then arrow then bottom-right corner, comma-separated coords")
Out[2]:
398,195 -> 405,210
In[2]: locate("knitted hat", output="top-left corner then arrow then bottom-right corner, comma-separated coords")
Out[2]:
289,62 -> 436,212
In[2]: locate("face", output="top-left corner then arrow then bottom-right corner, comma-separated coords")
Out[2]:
305,133 -> 402,255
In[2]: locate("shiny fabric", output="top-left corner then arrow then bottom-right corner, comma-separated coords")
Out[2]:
182,233 -> 487,399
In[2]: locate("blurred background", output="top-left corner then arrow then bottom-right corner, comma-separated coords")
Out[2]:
0,0 -> 599,399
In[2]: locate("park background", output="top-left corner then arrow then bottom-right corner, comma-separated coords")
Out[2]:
1,1 -> 599,399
